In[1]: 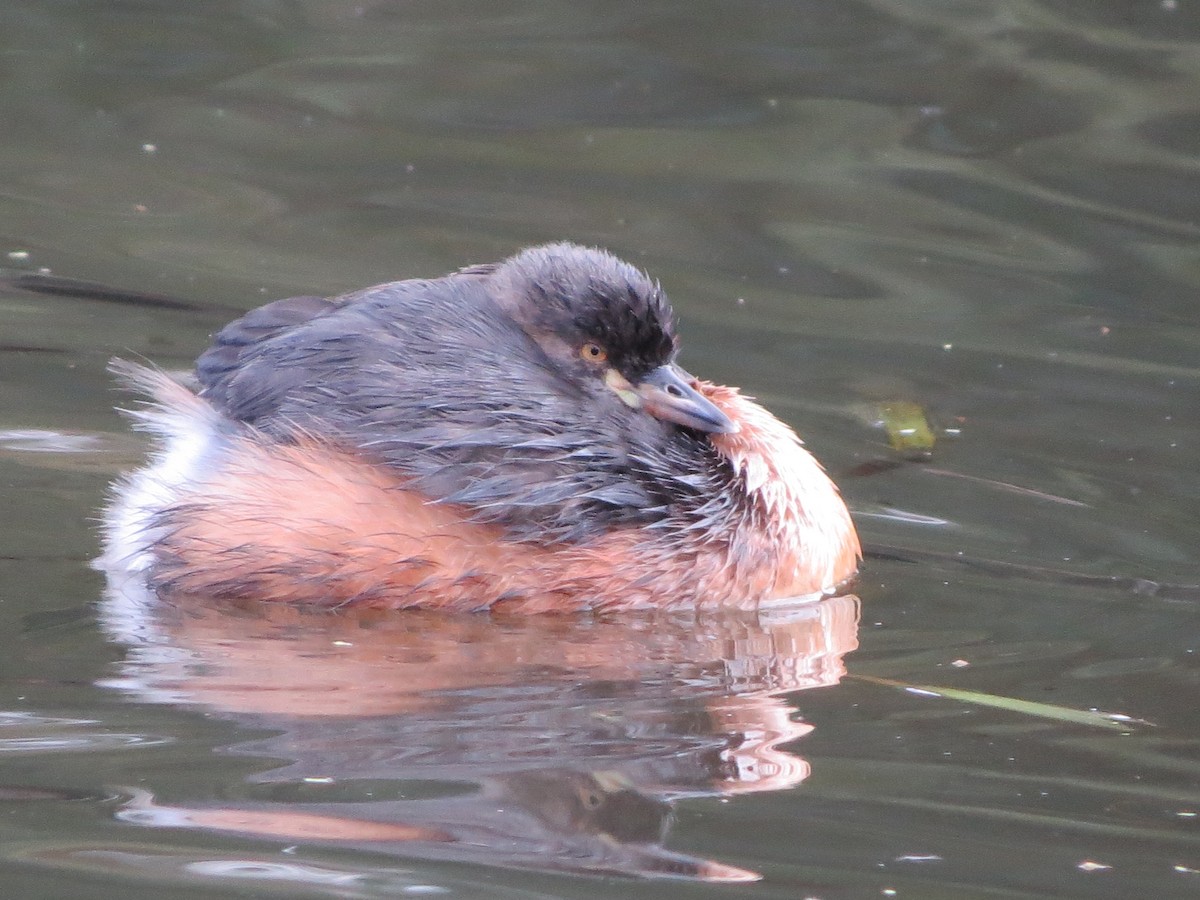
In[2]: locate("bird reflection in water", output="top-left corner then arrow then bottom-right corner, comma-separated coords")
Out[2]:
99,593 -> 858,881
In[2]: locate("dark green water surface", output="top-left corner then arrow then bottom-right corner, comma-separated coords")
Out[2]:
1,2 -> 1197,897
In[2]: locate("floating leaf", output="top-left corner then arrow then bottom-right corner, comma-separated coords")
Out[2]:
878,401 -> 936,456
852,674 -> 1152,731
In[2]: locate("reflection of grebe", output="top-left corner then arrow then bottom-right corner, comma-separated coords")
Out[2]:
100,595 -> 860,881
102,244 -> 859,612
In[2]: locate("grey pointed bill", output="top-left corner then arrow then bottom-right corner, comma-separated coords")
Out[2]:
636,364 -> 737,434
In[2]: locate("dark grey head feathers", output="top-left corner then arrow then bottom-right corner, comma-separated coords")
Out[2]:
488,243 -> 678,382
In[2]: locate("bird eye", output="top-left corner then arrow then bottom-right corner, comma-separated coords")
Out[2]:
580,342 -> 607,363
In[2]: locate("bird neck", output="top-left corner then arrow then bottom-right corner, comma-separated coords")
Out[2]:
700,382 -> 860,598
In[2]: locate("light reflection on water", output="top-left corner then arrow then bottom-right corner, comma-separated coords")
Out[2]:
98,595 -> 860,882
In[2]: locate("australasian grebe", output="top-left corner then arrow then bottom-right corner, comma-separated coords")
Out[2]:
103,243 -> 859,612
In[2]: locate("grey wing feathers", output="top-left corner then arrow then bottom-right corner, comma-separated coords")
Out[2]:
195,294 -> 338,420
178,276 -> 696,542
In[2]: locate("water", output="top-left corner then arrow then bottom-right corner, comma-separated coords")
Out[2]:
1,1 -> 1198,897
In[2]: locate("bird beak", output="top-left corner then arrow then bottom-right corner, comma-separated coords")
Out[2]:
635,364 -> 737,434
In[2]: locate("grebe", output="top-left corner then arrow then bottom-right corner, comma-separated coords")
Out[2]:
103,243 -> 858,612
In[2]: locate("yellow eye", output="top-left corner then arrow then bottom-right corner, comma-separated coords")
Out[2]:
580,342 -> 607,363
